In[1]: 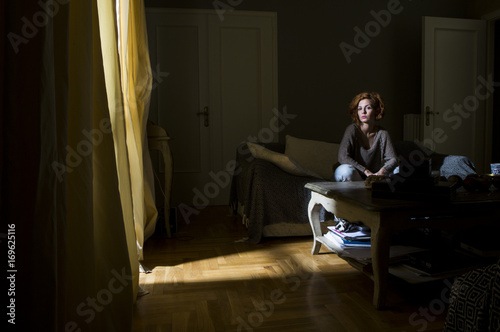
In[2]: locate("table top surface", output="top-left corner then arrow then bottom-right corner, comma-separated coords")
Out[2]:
305,181 -> 500,212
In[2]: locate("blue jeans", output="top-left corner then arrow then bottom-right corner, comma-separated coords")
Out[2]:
334,164 -> 400,182
334,164 -> 363,182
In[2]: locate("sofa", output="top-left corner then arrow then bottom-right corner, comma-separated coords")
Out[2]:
229,135 -> 477,244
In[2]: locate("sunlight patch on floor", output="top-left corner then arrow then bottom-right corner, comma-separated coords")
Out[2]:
139,255 -> 358,287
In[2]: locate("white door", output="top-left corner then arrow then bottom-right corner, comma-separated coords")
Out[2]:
422,16 -> 487,173
146,9 -> 278,207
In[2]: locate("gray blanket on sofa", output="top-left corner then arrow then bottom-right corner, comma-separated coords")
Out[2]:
230,143 -> 320,244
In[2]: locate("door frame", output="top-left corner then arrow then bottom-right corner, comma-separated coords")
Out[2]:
482,9 -> 500,169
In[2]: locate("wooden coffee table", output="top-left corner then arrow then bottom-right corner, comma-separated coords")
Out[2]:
305,181 -> 500,309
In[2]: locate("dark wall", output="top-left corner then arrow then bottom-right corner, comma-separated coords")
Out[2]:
145,0 -> 468,143
466,0 -> 500,18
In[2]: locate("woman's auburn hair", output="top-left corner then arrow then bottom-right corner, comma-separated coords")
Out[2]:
348,92 -> 385,124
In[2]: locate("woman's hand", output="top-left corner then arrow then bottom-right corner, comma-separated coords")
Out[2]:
364,169 -> 374,177
374,168 -> 387,176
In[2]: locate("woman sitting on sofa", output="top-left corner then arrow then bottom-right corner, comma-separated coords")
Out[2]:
334,91 -> 398,182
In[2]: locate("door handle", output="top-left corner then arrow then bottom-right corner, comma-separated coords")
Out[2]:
425,106 -> 439,126
196,106 -> 209,127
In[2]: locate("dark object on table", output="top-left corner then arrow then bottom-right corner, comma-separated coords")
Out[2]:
480,174 -> 500,190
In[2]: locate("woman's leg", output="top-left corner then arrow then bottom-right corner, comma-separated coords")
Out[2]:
334,164 -> 363,182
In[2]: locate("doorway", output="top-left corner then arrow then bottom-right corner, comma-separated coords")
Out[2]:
421,16 -> 487,172
146,9 -> 278,208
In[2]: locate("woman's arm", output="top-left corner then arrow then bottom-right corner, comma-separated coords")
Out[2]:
338,124 -> 366,173
378,131 -> 398,173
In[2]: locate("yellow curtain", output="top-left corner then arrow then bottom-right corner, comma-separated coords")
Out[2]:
97,0 -> 157,264
38,0 -> 135,330
118,0 -> 158,260
3,0 -> 155,330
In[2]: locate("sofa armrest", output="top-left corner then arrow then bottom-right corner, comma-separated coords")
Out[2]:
230,142 -> 285,209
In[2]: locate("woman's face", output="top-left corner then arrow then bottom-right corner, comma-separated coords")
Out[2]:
357,99 -> 376,124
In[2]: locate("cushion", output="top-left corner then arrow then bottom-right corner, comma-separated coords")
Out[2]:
284,135 -> 339,180
444,260 -> 500,331
246,142 -> 320,178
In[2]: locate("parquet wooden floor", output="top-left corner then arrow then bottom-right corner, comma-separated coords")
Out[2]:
133,206 -> 449,331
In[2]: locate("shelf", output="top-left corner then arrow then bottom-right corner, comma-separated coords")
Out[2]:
317,233 -> 434,283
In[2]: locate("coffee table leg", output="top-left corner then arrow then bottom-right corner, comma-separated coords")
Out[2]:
308,193 -> 323,255
371,222 -> 391,309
